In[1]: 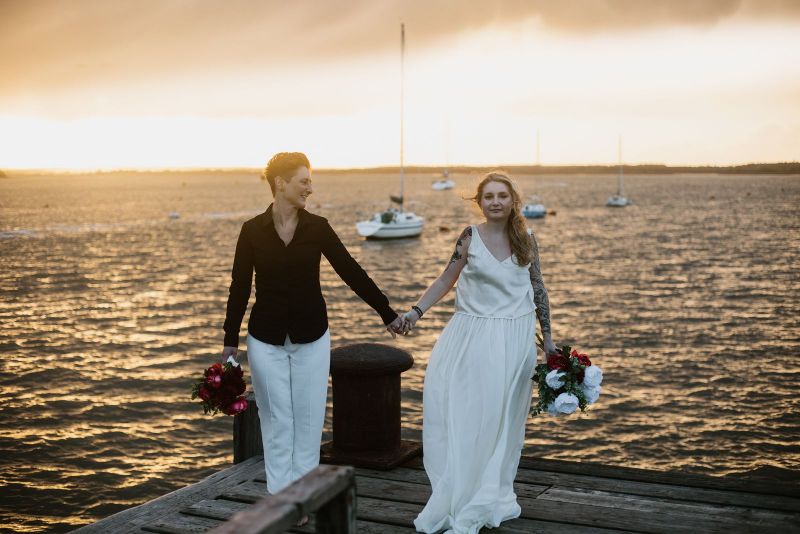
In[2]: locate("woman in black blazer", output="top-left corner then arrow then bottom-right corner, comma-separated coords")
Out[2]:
222,152 -> 404,500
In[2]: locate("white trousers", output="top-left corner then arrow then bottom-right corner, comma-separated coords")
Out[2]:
246,330 -> 331,494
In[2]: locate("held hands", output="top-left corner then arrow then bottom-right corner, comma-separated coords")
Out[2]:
386,308 -> 420,338
400,310 -> 419,334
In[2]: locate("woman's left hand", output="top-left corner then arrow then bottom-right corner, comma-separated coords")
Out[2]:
543,336 -> 558,356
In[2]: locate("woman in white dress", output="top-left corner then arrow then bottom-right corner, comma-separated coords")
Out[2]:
401,171 -> 556,534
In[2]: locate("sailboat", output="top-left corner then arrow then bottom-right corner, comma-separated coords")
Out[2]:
522,197 -> 546,218
432,169 -> 455,191
607,135 -> 631,207
356,24 -> 424,239
523,129 -> 546,218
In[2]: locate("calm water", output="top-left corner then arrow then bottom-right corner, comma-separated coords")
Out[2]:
1,171 -> 799,532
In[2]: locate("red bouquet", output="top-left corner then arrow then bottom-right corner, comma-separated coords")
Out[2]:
191,356 -> 248,415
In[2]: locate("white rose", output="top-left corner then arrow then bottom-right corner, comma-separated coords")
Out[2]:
553,392 -> 579,414
583,365 -> 603,388
545,369 -> 566,389
582,385 -> 601,404
546,402 -> 558,415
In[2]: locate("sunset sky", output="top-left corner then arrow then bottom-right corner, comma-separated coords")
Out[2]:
1,0 -> 799,170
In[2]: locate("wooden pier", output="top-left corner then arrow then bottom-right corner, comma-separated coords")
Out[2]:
74,451 -> 800,533
73,350 -> 800,533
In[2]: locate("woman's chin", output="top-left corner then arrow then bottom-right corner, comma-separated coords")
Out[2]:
484,212 -> 508,222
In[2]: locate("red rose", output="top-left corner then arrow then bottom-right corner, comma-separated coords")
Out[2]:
206,374 -> 222,388
547,353 -> 569,371
570,349 -> 591,366
198,387 -> 211,401
232,397 -> 248,414
223,397 -> 248,416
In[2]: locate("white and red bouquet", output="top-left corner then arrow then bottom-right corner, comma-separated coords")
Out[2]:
532,337 -> 603,416
191,356 -> 248,415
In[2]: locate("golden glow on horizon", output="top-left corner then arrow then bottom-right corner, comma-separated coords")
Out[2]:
1,20 -> 798,170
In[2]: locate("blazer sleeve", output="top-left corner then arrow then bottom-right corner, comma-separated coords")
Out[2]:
223,222 -> 255,346
320,220 -> 397,325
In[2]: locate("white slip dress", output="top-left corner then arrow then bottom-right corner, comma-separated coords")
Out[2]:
414,226 -> 538,534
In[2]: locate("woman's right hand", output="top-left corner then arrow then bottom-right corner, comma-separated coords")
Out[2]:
222,346 -> 238,364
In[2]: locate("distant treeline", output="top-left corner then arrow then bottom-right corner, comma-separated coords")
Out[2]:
324,162 -> 800,175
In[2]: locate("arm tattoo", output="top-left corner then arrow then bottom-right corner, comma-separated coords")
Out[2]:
529,233 -> 552,334
446,226 -> 472,270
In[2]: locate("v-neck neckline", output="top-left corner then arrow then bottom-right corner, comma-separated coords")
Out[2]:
266,204 -> 303,248
474,225 -> 513,264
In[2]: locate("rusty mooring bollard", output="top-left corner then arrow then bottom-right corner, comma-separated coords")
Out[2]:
320,343 -> 422,470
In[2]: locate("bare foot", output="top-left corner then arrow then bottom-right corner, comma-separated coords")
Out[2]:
296,515 -> 309,527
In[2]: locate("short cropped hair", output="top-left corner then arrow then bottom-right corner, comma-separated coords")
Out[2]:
261,152 -> 311,195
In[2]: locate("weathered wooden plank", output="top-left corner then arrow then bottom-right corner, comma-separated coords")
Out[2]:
286,518 -> 418,534
348,520 -> 418,533
354,474 -> 549,503
353,496 -> 419,527
513,468 -> 800,513
520,493 -> 785,534
181,498 -> 249,520
492,518 -> 628,534
219,480 -> 269,503
73,456 -> 265,534
538,486 -> 800,531
209,465 -> 355,534
315,482 -> 356,533
271,465 -> 355,517
515,457 -> 800,498
352,466 -> 431,485
140,513 -> 224,534
206,497 -> 299,534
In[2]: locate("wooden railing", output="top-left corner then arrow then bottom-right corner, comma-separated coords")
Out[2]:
208,464 -> 356,534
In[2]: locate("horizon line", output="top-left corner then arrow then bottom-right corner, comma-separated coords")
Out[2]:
3,161 -> 799,175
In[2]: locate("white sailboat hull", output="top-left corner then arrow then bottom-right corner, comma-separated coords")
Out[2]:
356,211 -> 424,239
606,195 -> 630,207
522,203 -> 546,219
432,179 -> 455,191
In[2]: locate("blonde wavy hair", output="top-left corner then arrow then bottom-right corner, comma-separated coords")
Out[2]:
470,171 -> 533,266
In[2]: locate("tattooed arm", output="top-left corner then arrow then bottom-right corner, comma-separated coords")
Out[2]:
529,232 -> 556,353
402,226 -> 472,328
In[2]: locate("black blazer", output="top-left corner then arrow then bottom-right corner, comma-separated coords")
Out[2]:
223,205 -> 397,346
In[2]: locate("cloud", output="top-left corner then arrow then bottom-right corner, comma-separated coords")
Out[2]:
1,0 -> 798,98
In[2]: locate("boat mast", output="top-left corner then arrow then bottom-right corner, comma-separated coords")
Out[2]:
617,134 -> 624,196
399,23 -> 405,211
